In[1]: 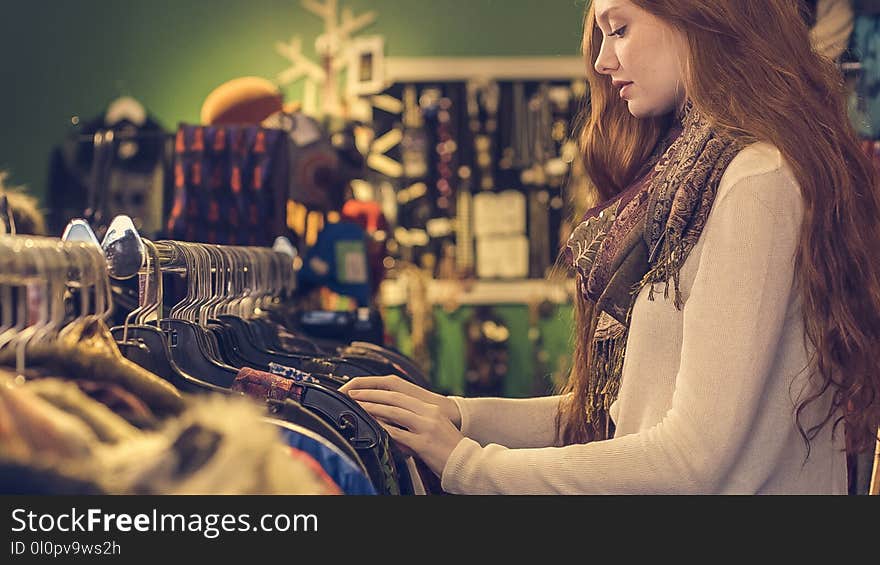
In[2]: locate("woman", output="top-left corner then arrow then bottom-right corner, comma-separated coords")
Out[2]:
340,0 -> 880,494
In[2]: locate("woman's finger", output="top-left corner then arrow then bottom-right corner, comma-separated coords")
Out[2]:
341,376 -> 443,410
339,375 -> 404,395
354,400 -> 425,432
359,407 -> 406,429
347,389 -> 435,416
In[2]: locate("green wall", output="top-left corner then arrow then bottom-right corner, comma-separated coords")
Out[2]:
386,303 -> 574,398
0,0 -> 587,207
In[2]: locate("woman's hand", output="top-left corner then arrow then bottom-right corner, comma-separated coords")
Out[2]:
339,375 -> 461,427
339,376 -> 464,476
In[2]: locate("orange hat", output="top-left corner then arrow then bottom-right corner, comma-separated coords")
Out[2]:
200,76 -> 284,125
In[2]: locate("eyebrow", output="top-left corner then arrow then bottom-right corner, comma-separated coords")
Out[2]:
596,6 -> 623,25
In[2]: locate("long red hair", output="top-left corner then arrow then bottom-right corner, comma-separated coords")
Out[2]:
559,0 -> 880,455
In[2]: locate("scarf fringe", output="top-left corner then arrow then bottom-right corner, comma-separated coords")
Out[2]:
585,329 -> 628,435
640,238 -> 686,310
584,227 -> 692,438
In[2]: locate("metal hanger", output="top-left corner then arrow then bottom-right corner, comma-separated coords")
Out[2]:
155,239 -> 239,386
0,238 -> 30,351
0,235 -> 110,375
0,237 -> 44,353
135,239 -> 161,326
203,243 -> 228,323
9,239 -> 52,373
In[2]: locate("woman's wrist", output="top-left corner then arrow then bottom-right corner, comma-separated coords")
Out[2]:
443,396 -> 463,429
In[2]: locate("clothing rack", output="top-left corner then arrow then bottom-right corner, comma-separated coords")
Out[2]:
82,215 -> 433,494
0,231 -> 361,494
0,218 -> 438,495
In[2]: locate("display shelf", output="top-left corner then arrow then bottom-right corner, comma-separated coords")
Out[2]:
380,277 -> 575,307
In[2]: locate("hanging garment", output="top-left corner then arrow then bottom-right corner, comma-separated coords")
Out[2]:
71,378 -> 160,430
24,378 -> 143,444
270,420 -> 377,495
165,124 -> 288,245
105,394 -> 345,495
264,399 -> 366,468
267,362 -> 347,388
0,370 -> 105,462
232,366 -> 306,402
0,378 -> 341,495
0,318 -> 185,419
333,342 -> 432,388
232,366 -> 401,494
46,106 -> 170,237
285,447 -> 344,494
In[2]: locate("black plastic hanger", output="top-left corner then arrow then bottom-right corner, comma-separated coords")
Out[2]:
259,378 -> 399,494
112,324 -> 227,393
103,233 -> 230,393
263,409 -> 368,476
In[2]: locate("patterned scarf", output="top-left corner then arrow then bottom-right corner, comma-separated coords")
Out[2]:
566,102 -> 743,439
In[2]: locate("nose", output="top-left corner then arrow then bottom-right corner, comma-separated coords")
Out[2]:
594,39 -> 619,75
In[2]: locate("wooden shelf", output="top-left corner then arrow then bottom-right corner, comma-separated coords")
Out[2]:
380,277 -> 575,307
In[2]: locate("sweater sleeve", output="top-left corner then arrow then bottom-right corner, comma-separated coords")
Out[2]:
449,395 -> 566,448
441,166 -> 804,494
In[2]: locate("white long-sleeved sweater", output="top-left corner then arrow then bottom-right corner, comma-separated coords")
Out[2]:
442,143 -> 849,494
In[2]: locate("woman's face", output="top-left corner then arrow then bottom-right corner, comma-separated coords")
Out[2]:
591,0 -> 689,118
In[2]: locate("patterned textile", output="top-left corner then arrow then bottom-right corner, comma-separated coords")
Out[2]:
268,362 -> 322,385
231,367 -> 304,403
166,124 -> 286,245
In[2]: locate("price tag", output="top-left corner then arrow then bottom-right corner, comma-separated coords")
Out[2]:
335,240 -> 368,284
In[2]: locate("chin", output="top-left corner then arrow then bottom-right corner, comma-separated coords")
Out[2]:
625,104 -> 649,119
625,101 -> 668,119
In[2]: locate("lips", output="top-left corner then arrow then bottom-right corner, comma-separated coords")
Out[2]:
616,82 -> 634,98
